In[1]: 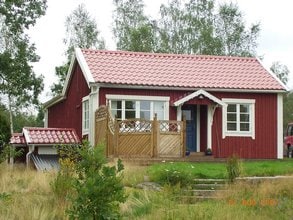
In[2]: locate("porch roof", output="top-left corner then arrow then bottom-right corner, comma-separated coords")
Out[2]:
173,89 -> 227,107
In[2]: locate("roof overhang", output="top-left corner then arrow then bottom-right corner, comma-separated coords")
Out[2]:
43,48 -> 94,109
173,89 -> 227,107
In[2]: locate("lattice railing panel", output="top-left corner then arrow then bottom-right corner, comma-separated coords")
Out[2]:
118,119 -> 152,133
159,121 -> 182,133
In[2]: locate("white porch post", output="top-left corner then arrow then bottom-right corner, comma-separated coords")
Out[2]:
277,94 -> 283,159
89,86 -> 99,146
207,105 -> 216,150
177,105 -> 182,121
197,105 -> 200,152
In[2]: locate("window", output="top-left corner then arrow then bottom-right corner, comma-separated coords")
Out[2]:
222,99 -> 255,139
82,97 -> 89,133
106,95 -> 169,121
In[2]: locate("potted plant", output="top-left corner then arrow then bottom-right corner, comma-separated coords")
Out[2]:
205,148 -> 212,156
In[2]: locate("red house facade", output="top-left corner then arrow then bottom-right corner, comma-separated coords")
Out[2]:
44,49 -> 287,159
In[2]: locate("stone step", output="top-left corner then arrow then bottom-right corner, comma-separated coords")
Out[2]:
192,183 -> 226,190
189,189 -> 228,197
193,178 -> 227,184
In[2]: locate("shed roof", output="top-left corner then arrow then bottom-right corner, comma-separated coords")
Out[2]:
10,127 -> 80,146
80,49 -> 286,91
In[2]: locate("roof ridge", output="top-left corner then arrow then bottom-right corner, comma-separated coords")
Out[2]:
81,49 -> 257,61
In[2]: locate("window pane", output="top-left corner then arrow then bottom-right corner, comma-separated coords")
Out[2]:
140,101 -> 150,110
125,101 -> 135,110
240,104 -> 249,113
240,123 -> 250,131
227,104 -> 236,112
111,100 -> 122,109
227,113 -> 236,121
125,110 -> 135,119
140,111 -> 150,119
154,101 -> 164,120
111,109 -> 122,119
240,114 -> 250,122
227,123 -> 237,131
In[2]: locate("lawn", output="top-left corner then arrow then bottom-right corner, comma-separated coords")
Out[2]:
147,159 -> 293,182
0,159 -> 292,219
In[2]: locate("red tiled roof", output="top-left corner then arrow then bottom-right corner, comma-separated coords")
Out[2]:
81,49 -> 285,91
23,127 -> 80,145
10,133 -> 26,145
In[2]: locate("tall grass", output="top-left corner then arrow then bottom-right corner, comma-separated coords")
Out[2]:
0,164 -> 66,220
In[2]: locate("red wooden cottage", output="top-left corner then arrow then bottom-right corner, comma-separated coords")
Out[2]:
44,49 -> 287,159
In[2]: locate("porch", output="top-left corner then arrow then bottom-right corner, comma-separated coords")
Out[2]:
95,105 -> 220,159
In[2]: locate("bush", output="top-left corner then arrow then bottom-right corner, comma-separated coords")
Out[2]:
67,141 -> 126,219
226,154 -> 242,183
149,164 -> 193,188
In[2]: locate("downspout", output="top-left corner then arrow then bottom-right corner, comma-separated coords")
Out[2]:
26,145 -> 35,168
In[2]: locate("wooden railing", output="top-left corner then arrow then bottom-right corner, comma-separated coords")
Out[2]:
95,107 -> 186,158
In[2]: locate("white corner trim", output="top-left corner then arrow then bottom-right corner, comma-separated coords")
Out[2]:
256,57 -> 289,91
75,48 -> 95,86
277,94 -> 283,159
44,109 -> 48,128
174,89 -> 227,107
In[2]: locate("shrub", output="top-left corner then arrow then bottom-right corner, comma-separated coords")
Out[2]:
67,141 -> 126,219
226,154 -> 242,183
149,165 -> 193,188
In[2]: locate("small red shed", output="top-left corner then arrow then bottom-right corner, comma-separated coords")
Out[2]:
44,49 -> 287,159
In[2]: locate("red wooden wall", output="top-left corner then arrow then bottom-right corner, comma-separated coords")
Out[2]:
210,92 -> 277,159
47,63 -> 90,139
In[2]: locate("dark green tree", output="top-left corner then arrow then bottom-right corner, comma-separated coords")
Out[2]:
215,2 -> 260,56
51,4 -> 105,96
0,0 -> 47,133
0,105 -> 10,148
270,61 -> 289,85
113,0 -> 156,52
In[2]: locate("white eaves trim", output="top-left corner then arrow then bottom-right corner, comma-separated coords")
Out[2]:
22,128 -> 31,144
106,94 -> 170,101
256,57 -> 289,92
173,89 -> 227,107
75,48 -> 95,86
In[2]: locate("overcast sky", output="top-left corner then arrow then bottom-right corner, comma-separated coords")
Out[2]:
27,0 -> 293,102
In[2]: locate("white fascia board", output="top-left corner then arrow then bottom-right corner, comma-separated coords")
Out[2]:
256,57 -> 289,92
95,83 -> 286,94
61,53 -> 78,95
43,94 -> 65,109
174,89 -> 226,107
106,94 -> 170,101
75,48 -> 95,87
22,128 -> 31,144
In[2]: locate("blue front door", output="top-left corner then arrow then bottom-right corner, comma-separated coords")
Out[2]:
182,105 -> 197,152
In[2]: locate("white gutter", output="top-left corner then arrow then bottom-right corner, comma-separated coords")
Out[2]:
26,145 -> 35,168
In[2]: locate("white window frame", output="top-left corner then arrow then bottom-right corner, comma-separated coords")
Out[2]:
106,94 -> 169,120
222,98 -> 255,139
82,96 -> 89,135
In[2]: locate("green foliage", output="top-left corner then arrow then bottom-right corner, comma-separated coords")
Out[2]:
52,4 -> 105,96
56,141 -> 126,220
0,107 -> 10,146
283,92 -> 293,129
226,155 -> 242,183
113,0 -> 260,56
113,0 -> 156,52
0,145 -> 23,164
215,2 -> 260,56
51,144 -> 80,200
270,61 -> 289,85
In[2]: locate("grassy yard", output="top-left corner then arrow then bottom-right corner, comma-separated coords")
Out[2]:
0,159 -> 292,219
